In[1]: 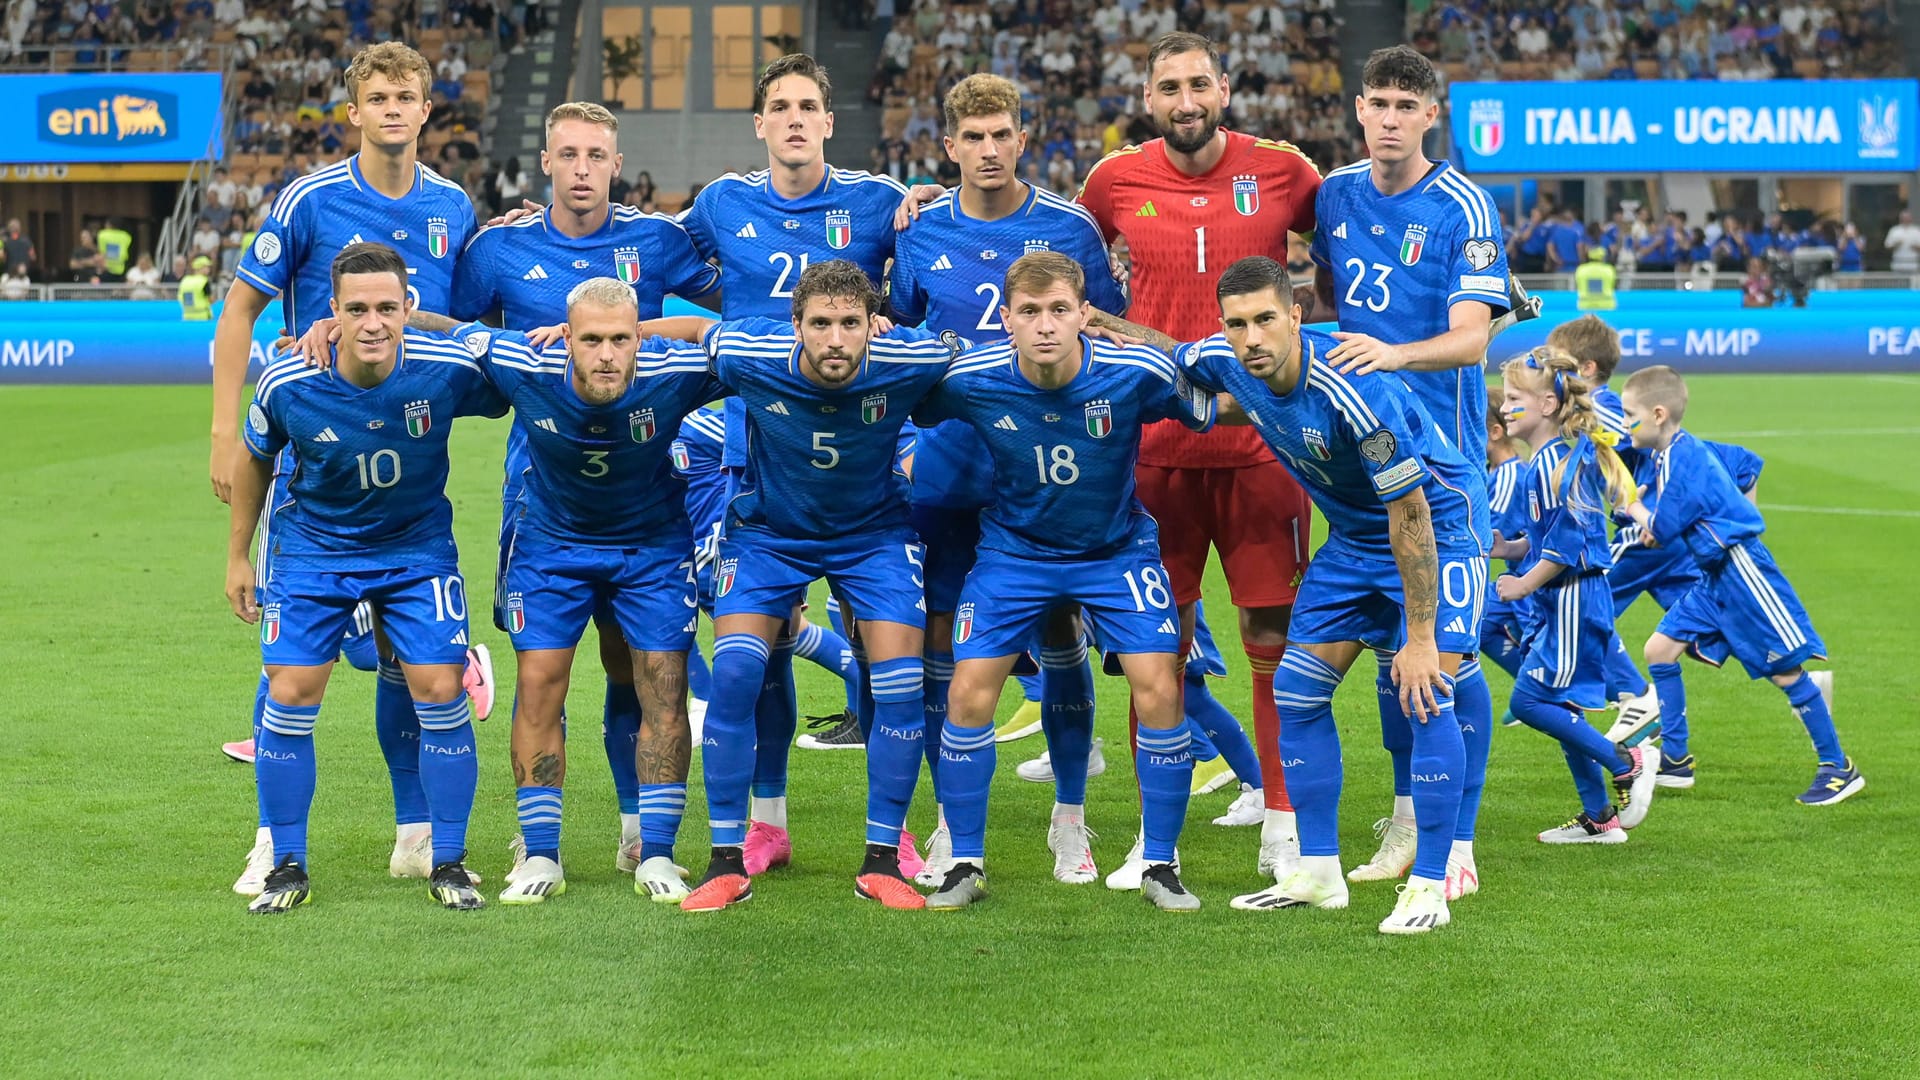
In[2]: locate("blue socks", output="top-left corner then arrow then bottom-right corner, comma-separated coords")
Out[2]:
1276,649 -> 1344,857
686,640 -> 713,702
704,634 -> 769,847
516,785 -> 562,862
1038,636 -> 1096,807
1785,672 -> 1843,764
1135,725 -> 1193,864
1405,672 -> 1464,881
340,628 -> 380,672
1453,658 -> 1493,843
1184,668 -> 1263,792
864,656 -> 926,847
749,634 -> 798,801
257,697 -> 319,864
603,679 -> 642,816
374,660 -> 429,826
415,697 -> 477,866
939,719 -> 996,861
794,619 -> 864,714
1377,656 -> 1413,798
1648,661 -> 1688,760
637,783 -> 686,863
1511,676 -> 1625,819
922,651 -> 953,800
252,671 -> 270,829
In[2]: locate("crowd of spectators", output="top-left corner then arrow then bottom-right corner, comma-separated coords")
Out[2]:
2,0 -> 547,294
1409,0 -> 1903,84
868,0 -> 1354,198
1508,199 -> 1920,278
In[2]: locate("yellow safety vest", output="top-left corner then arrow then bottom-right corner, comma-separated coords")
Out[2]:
1575,260 -> 1616,310
98,227 -> 132,276
179,273 -> 212,320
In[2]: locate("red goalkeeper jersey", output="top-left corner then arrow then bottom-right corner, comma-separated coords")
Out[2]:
1078,130 -> 1321,468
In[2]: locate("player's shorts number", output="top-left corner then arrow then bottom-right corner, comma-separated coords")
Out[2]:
1123,566 -> 1172,612
430,574 -> 467,622
810,431 -> 839,469
1032,444 -> 1079,485
974,281 -> 1003,331
1342,258 -> 1393,313
354,449 -> 401,490
580,450 -> 610,478
769,251 -> 810,298
1442,560 -> 1473,609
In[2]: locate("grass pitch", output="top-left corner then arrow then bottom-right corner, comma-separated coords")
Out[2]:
1,376 -> 1916,1076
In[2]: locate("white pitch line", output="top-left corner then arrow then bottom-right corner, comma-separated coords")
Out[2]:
1763,503 -> 1920,520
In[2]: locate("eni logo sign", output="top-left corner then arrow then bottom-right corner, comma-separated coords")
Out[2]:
38,87 -> 176,147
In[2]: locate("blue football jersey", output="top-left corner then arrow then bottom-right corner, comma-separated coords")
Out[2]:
892,184 -> 1128,510
706,317 -> 954,539
476,330 -> 718,546
1647,429 -> 1766,567
242,325 -> 507,572
236,156 -> 476,336
915,337 -> 1216,560
680,167 -> 908,468
450,204 -> 719,328
1512,435 -> 1615,577
1311,159 -> 1510,465
1488,455 -> 1526,549
671,405 -> 729,538
1180,328 -> 1486,556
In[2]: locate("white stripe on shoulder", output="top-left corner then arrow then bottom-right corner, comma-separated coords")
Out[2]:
419,162 -> 469,194
271,166 -> 355,221
831,167 -> 909,194
256,363 -> 322,402
1434,170 -> 1495,238
1327,159 -> 1374,178
1031,187 -> 1103,230
1306,364 -> 1383,437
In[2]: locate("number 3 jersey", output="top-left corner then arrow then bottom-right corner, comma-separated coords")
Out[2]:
1179,327 -> 1486,558
242,325 -> 508,572
472,331 -> 721,548
1311,159 -> 1509,465
705,317 -> 955,540
914,336 -> 1215,561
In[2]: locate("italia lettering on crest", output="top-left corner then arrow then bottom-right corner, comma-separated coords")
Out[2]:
1400,224 -> 1428,266
404,399 -> 432,438
716,557 -> 738,597
1303,427 -> 1332,461
260,603 -> 281,645
670,440 -> 690,471
825,210 -> 852,250
427,217 -> 449,258
630,407 -> 657,443
613,246 -> 641,284
1084,399 -> 1113,439
1469,98 -> 1505,155
862,393 -> 887,424
954,601 -> 975,644
505,591 -> 526,634
1232,174 -> 1259,216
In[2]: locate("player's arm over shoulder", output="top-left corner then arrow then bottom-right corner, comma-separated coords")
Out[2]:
1073,144 -> 1143,238
1252,137 -> 1323,233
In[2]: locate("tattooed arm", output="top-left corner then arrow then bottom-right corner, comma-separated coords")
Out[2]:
1386,485 -> 1448,721
1083,308 -> 1182,353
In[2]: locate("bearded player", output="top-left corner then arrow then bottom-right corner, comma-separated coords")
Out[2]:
1075,31 -> 1321,886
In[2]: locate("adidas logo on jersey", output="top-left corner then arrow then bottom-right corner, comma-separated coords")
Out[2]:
994,415 -> 1018,431
764,401 -> 791,415
451,629 -> 468,646
1333,222 -> 1348,239
736,223 -> 758,238
1135,201 -> 1159,218
523,264 -> 549,281
533,418 -> 558,433
1443,616 -> 1467,636
311,427 -> 339,443
930,254 -> 953,271
1157,618 -> 1178,634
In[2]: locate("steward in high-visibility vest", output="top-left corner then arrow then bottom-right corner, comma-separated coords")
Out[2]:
179,255 -> 214,321
1575,247 -> 1616,310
